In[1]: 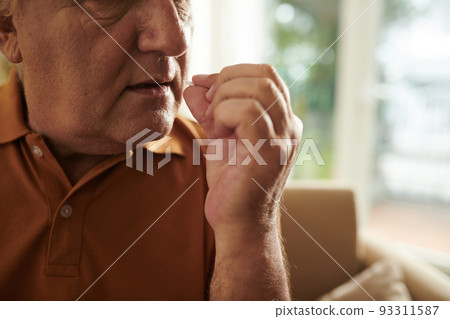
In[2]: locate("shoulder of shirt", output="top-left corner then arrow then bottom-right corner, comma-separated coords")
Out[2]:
172,115 -> 208,144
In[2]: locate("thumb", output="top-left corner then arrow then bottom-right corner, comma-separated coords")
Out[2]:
183,86 -> 215,137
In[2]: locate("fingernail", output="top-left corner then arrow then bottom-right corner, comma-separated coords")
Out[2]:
185,80 -> 195,87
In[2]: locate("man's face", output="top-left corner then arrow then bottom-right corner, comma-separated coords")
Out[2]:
15,0 -> 192,154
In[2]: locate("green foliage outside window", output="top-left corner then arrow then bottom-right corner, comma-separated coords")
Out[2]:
267,0 -> 416,179
267,0 -> 339,179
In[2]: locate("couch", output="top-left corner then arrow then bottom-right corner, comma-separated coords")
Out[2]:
281,181 -> 450,301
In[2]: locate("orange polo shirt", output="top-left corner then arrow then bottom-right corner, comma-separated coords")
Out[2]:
0,70 -> 215,301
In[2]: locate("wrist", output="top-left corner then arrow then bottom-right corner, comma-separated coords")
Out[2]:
213,223 -> 281,258
213,218 -> 277,240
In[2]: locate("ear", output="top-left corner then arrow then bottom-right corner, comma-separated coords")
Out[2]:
0,12 -> 22,63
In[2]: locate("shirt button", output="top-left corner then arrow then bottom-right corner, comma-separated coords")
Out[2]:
60,205 -> 73,219
31,145 -> 43,157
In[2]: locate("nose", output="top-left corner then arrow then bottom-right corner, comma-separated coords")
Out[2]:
136,0 -> 190,57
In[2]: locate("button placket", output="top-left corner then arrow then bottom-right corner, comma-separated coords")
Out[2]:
47,185 -> 97,277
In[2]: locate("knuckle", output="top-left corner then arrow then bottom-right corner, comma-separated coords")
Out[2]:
243,100 -> 262,116
294,115 -> 303,132
258,78 -> 276,92
220,65 -> 234,77
292,116 -> 304,140
260,63 -> 277,76
284,87 -> 292,101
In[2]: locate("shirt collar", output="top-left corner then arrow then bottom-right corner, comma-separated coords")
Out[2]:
0,68 -> 185,157
0,68 -> 30,143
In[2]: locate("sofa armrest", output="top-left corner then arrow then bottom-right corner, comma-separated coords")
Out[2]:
281,182 -> 360,300
360,232 -> 450,301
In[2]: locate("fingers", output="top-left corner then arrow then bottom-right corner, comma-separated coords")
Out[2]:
206,77 -> 290,135
183,85 -> 215,135
186,64 -> 301,142
206,64 -> 291,106
192,74 -> 219,94
213,98 -> 275,141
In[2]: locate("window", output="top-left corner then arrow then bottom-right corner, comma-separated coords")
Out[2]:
267,0 -> 339,179
370,0 -> 450,256
374,0 -> 450,205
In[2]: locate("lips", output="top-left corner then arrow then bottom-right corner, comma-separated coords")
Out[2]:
131,82 -> 167,88
127,79 -> 172,96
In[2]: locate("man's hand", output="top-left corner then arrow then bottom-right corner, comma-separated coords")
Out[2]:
183,64 -> 302,300
184,64 -> 303,241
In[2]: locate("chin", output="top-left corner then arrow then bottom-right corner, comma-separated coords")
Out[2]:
138,108 -> 176,136
106,110 -> 176,153
75,106 -> 178,155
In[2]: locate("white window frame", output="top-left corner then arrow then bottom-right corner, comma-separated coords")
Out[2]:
333,0 -> 384,225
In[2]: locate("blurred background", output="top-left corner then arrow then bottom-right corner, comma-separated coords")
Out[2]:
187,0 -> 450,274
1,0 -> 448,275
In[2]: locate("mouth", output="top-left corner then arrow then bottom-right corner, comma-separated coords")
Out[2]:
126,80 -> 172,96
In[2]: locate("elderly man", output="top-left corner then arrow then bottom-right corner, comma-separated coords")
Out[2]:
0,0 -> 302,300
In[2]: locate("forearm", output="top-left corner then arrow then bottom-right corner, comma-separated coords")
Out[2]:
209,227 -> 291,301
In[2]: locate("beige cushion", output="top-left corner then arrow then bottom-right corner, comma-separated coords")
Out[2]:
362,232 -> 450,301
281,182 -> 360,300
318,260 -> 412,301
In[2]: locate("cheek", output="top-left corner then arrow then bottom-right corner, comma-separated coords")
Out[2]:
21,6 -> 126,85
22,14 -> 128,115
